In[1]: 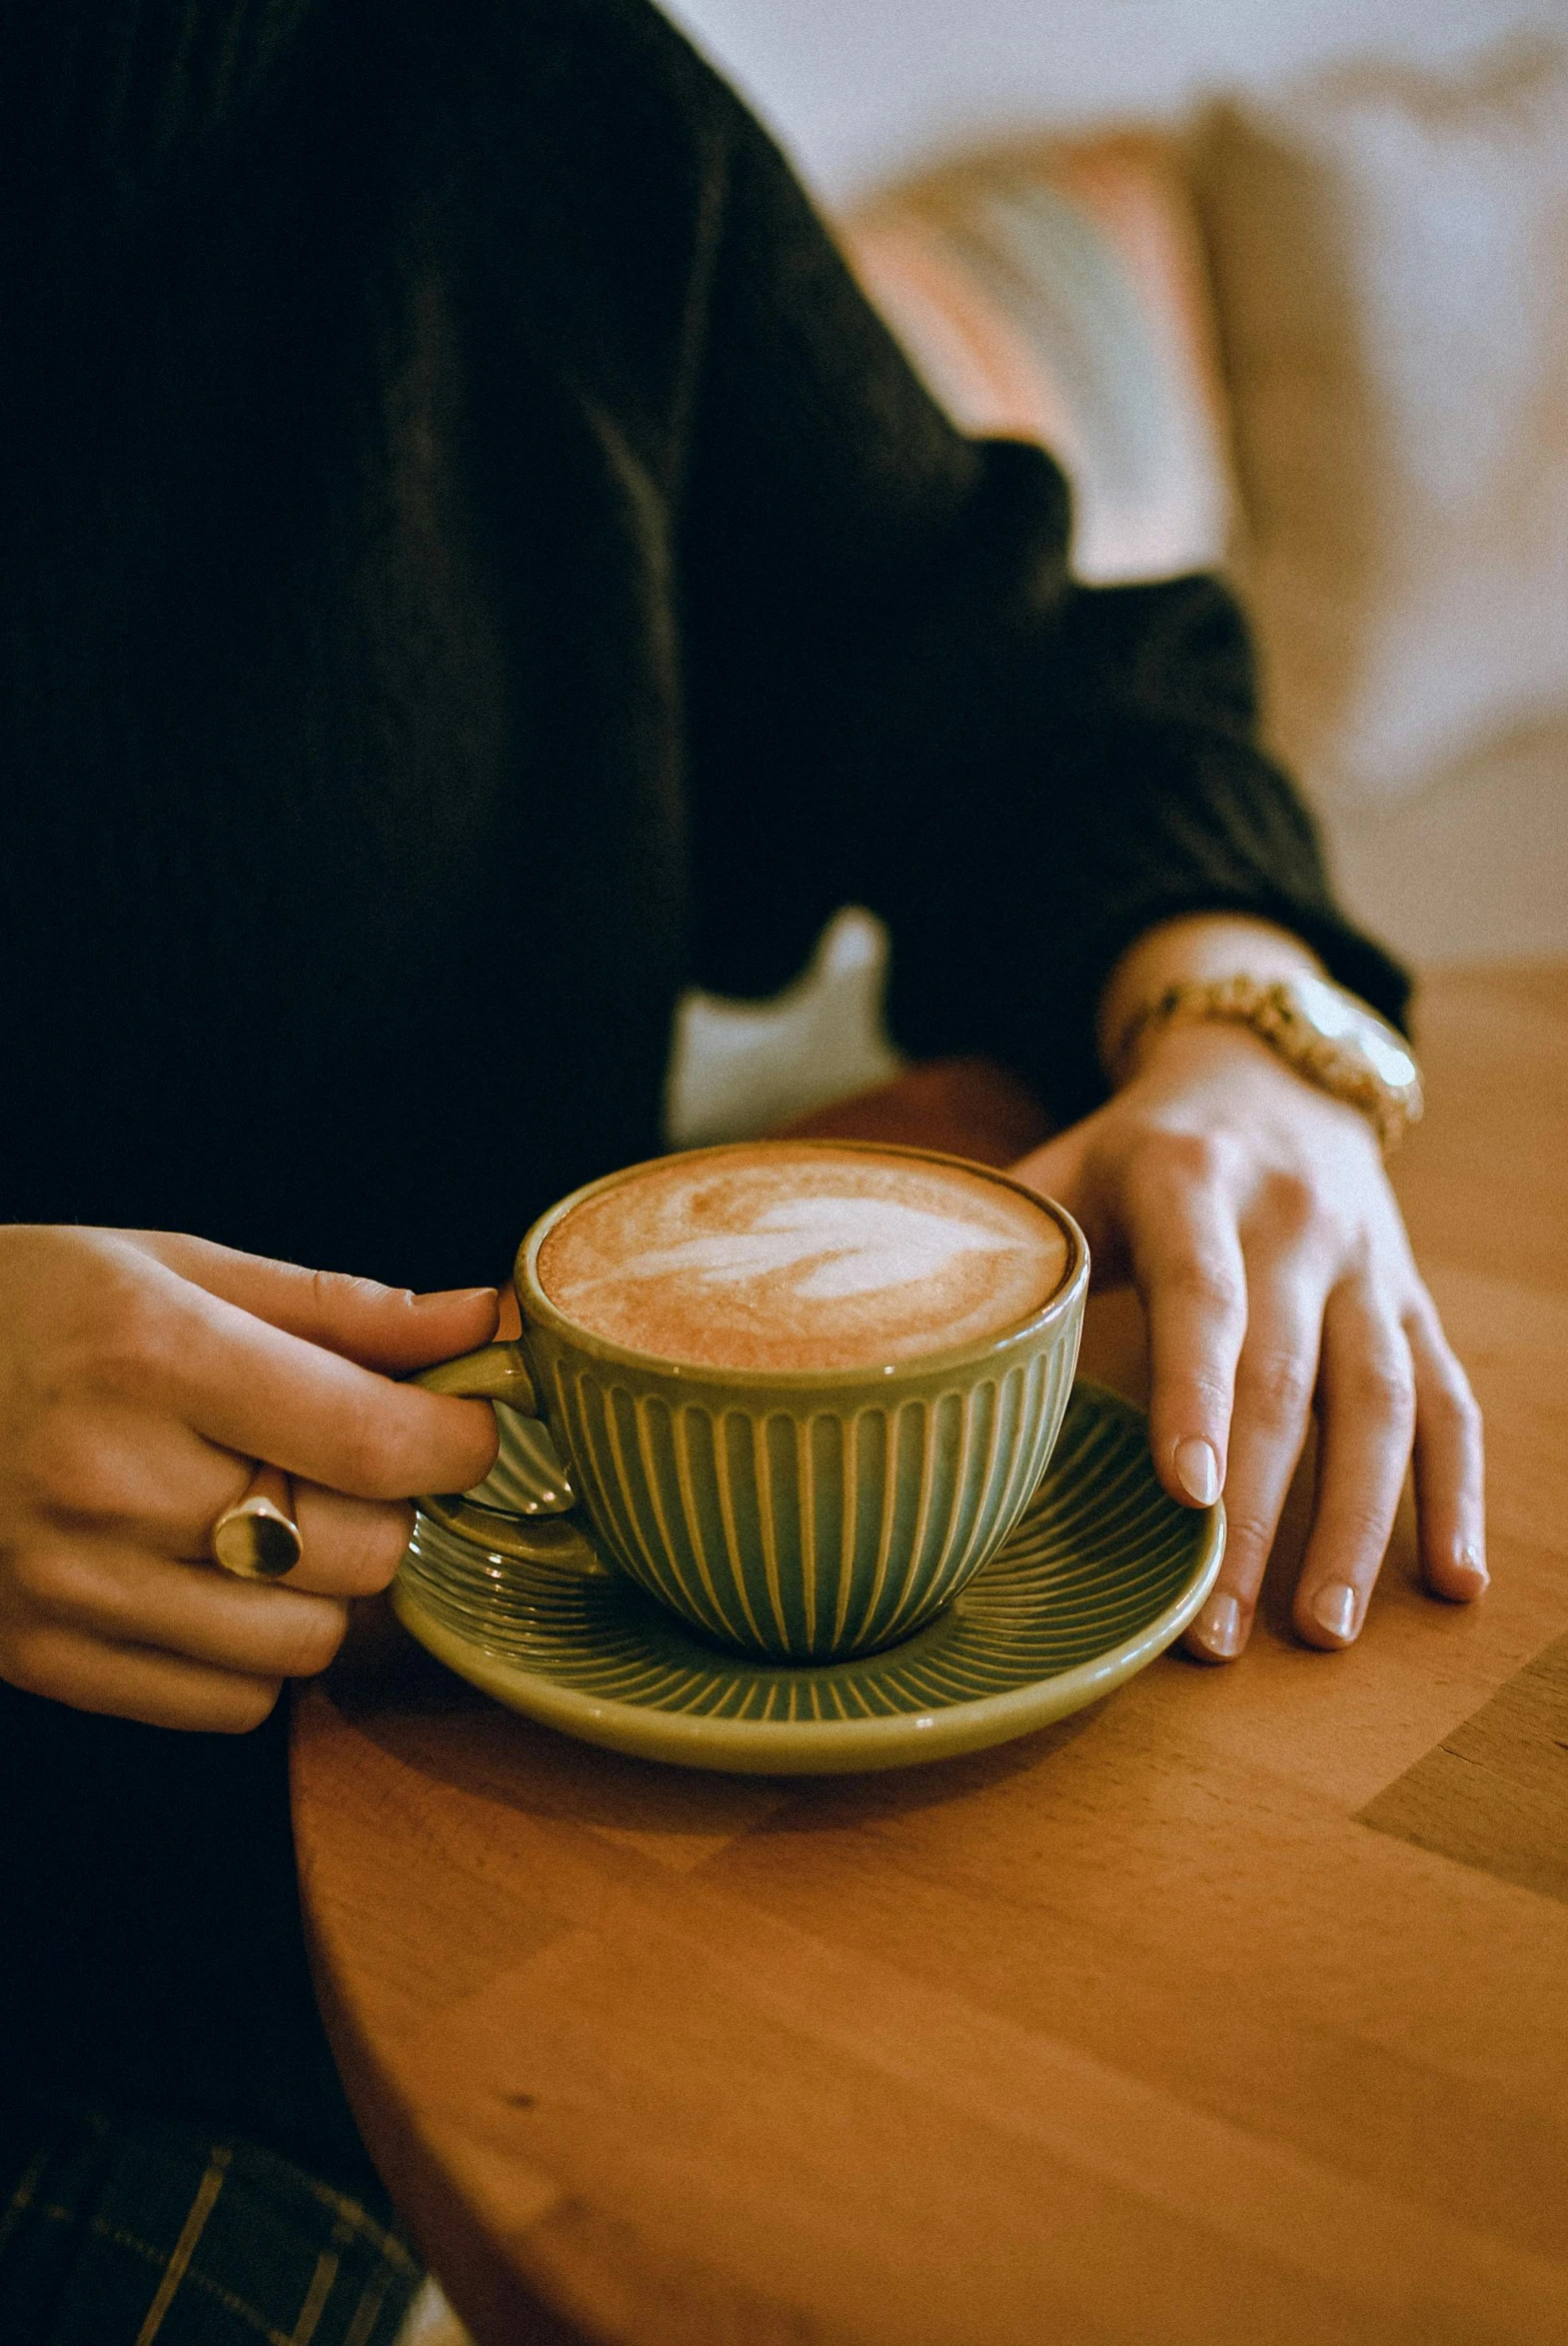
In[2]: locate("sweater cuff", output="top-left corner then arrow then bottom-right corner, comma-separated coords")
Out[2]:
1029,885 -> 1412,1127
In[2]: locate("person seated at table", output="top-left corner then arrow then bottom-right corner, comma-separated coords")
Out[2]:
0,0 -> 1485,2337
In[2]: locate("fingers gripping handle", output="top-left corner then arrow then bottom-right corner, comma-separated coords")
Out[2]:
409,1341 -> 608,1576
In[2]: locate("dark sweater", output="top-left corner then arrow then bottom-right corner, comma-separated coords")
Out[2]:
0,0 -> 1405,2184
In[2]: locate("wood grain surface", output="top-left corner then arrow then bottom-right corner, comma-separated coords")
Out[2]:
292,962 -> 1568,2346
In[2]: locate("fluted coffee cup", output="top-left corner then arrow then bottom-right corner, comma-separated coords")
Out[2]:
411,1141 -> 1087,1661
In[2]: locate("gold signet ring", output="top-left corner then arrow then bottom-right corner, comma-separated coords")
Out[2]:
211,1463 -> 303,1580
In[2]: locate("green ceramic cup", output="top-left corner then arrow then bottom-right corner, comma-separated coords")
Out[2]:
413,1144 -> 1088,1661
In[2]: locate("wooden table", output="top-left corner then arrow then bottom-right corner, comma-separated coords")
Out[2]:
292,962 -> 1568,2346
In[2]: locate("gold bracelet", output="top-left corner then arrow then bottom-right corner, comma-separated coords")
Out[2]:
1113,973 -> 1423,1155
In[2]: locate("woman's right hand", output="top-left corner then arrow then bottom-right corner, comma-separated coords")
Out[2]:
0,1226 -> 501,1732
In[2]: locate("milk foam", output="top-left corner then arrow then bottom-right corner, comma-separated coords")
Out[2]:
622,1196 -> 1017,1301
537,1145 -> 1069,1371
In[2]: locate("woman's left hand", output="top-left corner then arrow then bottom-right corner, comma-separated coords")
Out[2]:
1011,1017 -> 1486,1660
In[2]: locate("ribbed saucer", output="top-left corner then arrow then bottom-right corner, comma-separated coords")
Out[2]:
394,1380 -> 1223,1775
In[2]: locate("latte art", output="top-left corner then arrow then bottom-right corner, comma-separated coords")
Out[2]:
618,1195 -> 1019,1301
537,1144 -> 1069,1370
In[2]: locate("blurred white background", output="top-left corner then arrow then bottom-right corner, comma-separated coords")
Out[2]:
661,0 -> 1566,203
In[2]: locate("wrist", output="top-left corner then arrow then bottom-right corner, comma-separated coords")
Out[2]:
1114,969 -> 1423,1154
1096,915 -> 1322,1083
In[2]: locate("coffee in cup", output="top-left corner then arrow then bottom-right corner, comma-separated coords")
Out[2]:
415,1141 -> 1086,1661
535,1145 -> 1068,1372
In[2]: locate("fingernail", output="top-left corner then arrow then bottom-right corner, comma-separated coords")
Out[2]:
1193,1590 -> 1243,1658
1451,1544 -> 1489,1595
420,1285 -> 499,1306
1174,1437 -> 1221,1507
1310,1580 -> 1359,1642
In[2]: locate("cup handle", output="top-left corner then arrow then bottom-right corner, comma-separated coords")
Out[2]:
413,1340 -> 539,1412
409,1341 -> 610,1576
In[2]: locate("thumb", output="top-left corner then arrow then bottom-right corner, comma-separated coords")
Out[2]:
1009,1126 -> 1085,1213
123,1231 -> 501,1371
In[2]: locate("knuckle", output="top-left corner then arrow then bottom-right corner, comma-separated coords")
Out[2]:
279,1598 -> 349,1679
1345,1353 -> 1416,1427
311,1266 -> 402,1321
1167,1255 -> 1244,1320
0,1622 -> 67,1701
94,1288 -> 181,1397
342,1503 -> 415,1592
19,1418 -> 119,1520
8,1415 -> 77,1512
1259,1167 -> 1320,1238
1325,1503 -> 1396,1564
1242,1346 -> 1316,1430
1428,1373 -> 1482,1440
309,1265 -> 347,1316
4,1541 -> 68,1612
220,1676 -> 285,1734
90,1263 -> 159,1352
1219,1507 -> 1278,1572
1184,1365 -> 1234,1418
1140,1127 -> 1230,1191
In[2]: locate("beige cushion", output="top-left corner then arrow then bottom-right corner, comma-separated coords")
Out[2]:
1194,42 -> 1568,811
839,134 -> 1235,584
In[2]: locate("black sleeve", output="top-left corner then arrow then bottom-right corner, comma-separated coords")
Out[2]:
678,97 -> 1408,1125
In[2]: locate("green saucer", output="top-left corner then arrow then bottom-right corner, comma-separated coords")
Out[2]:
393,1380 -> 1223,1775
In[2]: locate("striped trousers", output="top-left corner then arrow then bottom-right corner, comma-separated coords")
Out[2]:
0,2097 -> 423,2346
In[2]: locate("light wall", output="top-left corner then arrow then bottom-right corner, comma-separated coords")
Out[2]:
662,0 -> 1562,204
